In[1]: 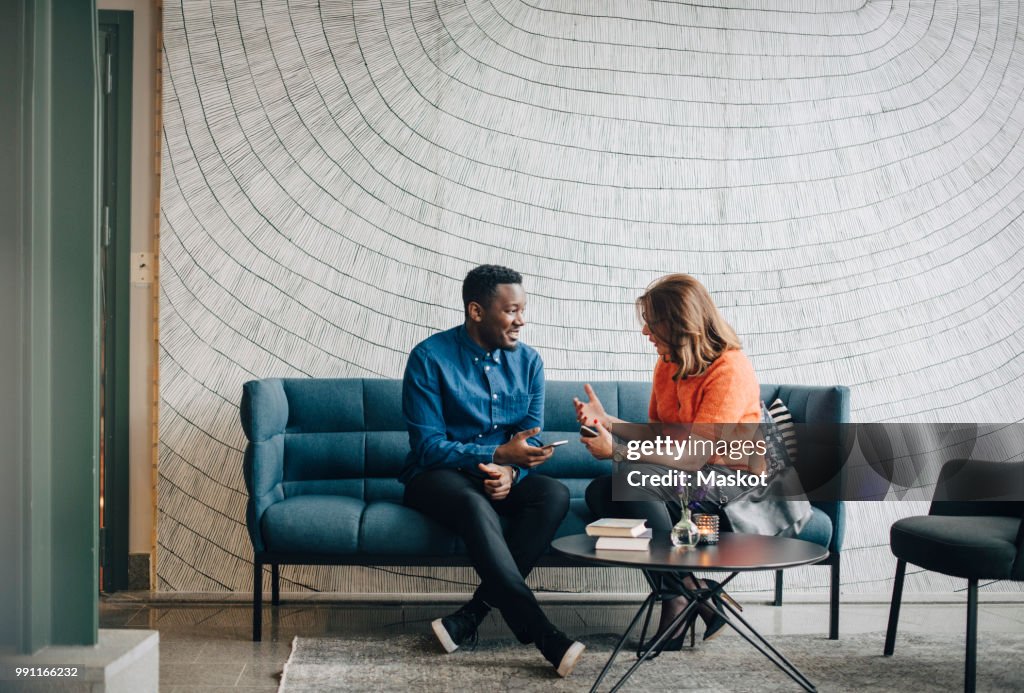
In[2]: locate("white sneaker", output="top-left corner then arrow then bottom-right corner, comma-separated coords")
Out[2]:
538,628 -> 585,677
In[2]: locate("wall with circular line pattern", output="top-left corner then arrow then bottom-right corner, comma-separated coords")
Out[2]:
158,0 -> 1024,593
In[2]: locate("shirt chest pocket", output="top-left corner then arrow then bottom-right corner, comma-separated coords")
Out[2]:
498,393 -> 532,424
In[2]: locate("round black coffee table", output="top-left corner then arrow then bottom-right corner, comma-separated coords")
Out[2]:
553,531 -> 828,693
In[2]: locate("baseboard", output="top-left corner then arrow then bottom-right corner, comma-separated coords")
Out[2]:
103,590 -> 1024,605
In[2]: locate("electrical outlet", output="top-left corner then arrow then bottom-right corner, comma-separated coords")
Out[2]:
132,252 -> 154,284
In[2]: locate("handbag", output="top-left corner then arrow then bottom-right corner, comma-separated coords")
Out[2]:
693,404 -> 813,537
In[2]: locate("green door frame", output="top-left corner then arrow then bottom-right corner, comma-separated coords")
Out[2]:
97,9 -> 133,594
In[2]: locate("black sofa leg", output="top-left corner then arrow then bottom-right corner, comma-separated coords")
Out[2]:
773,570 -> 783,606
884,559 -> 905,655
829,558 -> 841,640
253,560 -> 263,642
272,564 -> 280,606
966,579 -> 978,693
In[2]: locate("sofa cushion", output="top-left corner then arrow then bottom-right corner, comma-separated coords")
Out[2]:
262,495 -> 364,554
365,430 -> 411,479
891,515 -> 1020,579
283,379 -> 365,433
616,381 -> 651,422
360,501 -> 461,555
364,380 -> 404,431
284,432 -> 364,483
364,477 -> 406,503
258,489 -> 835,558
533,448 -> 612,484
544,382 -> 620,431
793,507 -> 833,549
557,497 -> 595,540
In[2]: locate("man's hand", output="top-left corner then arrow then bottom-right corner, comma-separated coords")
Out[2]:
493,427 -> 554,469
478,463 -> 514,501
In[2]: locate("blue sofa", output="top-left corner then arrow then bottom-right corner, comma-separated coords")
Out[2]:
241,379 -> 849,641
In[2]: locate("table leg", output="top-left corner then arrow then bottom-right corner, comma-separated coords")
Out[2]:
604,598 -> 701,693
634,592 -> 657,659
634,569 -> 671,658
591,570 -> 817,693
591,569 -> 704,693
589,590 -> 659,693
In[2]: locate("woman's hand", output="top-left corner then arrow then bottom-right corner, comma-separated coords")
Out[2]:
580,419 -> 614,460
574,383 -> 611,429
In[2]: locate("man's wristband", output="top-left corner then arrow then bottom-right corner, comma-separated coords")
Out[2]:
510,465 -> 522,484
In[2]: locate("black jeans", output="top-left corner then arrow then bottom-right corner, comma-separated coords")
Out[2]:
404,468 -> 570,642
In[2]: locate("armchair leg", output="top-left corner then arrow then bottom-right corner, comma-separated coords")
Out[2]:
773,570 -> 783,606
829,558 -> 841,640
271,563 -> 280,606
884,559 -> 906,655
253,559 -> 263,642
966,579 -> 978,693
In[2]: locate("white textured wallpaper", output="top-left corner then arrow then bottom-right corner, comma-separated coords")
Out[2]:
159,0 -> 1024,593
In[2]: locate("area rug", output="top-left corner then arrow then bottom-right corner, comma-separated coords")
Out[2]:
278,632 -> 1023,692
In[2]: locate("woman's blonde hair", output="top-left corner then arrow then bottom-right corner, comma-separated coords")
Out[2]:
636,274 -> 741,380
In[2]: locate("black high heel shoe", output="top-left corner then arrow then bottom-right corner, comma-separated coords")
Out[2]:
698,579 -> 742,641
638,593 -> 698,660
641,581 -> 744,656
699,601 -> 728,641
641,612 -> 696,659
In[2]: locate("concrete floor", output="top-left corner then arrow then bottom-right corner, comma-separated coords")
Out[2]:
99,593 -> 1024,692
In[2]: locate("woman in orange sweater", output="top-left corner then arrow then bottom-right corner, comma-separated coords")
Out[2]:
577,273 -> 761,648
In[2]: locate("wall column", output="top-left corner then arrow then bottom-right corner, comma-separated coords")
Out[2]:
1,0 -> 100,653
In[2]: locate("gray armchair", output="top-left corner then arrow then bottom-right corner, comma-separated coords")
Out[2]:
884,459 -> 1024,693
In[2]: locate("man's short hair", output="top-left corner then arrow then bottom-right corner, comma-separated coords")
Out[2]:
462,265 -> 523,315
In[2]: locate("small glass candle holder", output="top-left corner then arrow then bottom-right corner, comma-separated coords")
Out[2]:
694,513 -> 719,545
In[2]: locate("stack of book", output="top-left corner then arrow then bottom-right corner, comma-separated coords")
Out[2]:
586,518 -> 652,551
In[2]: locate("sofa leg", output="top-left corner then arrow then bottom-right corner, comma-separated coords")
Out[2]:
965,579 -> 978,693
829,558 -> 840,640
253,560 -> 263,642
884,559 -> 905,655
773,570 -> 783,606
272,564 -> 280,606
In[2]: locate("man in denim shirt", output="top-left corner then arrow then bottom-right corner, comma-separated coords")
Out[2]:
402,265 -> 585,678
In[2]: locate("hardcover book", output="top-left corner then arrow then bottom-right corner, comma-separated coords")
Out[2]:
595,529 -> 653,551
585,518 -> 649,537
